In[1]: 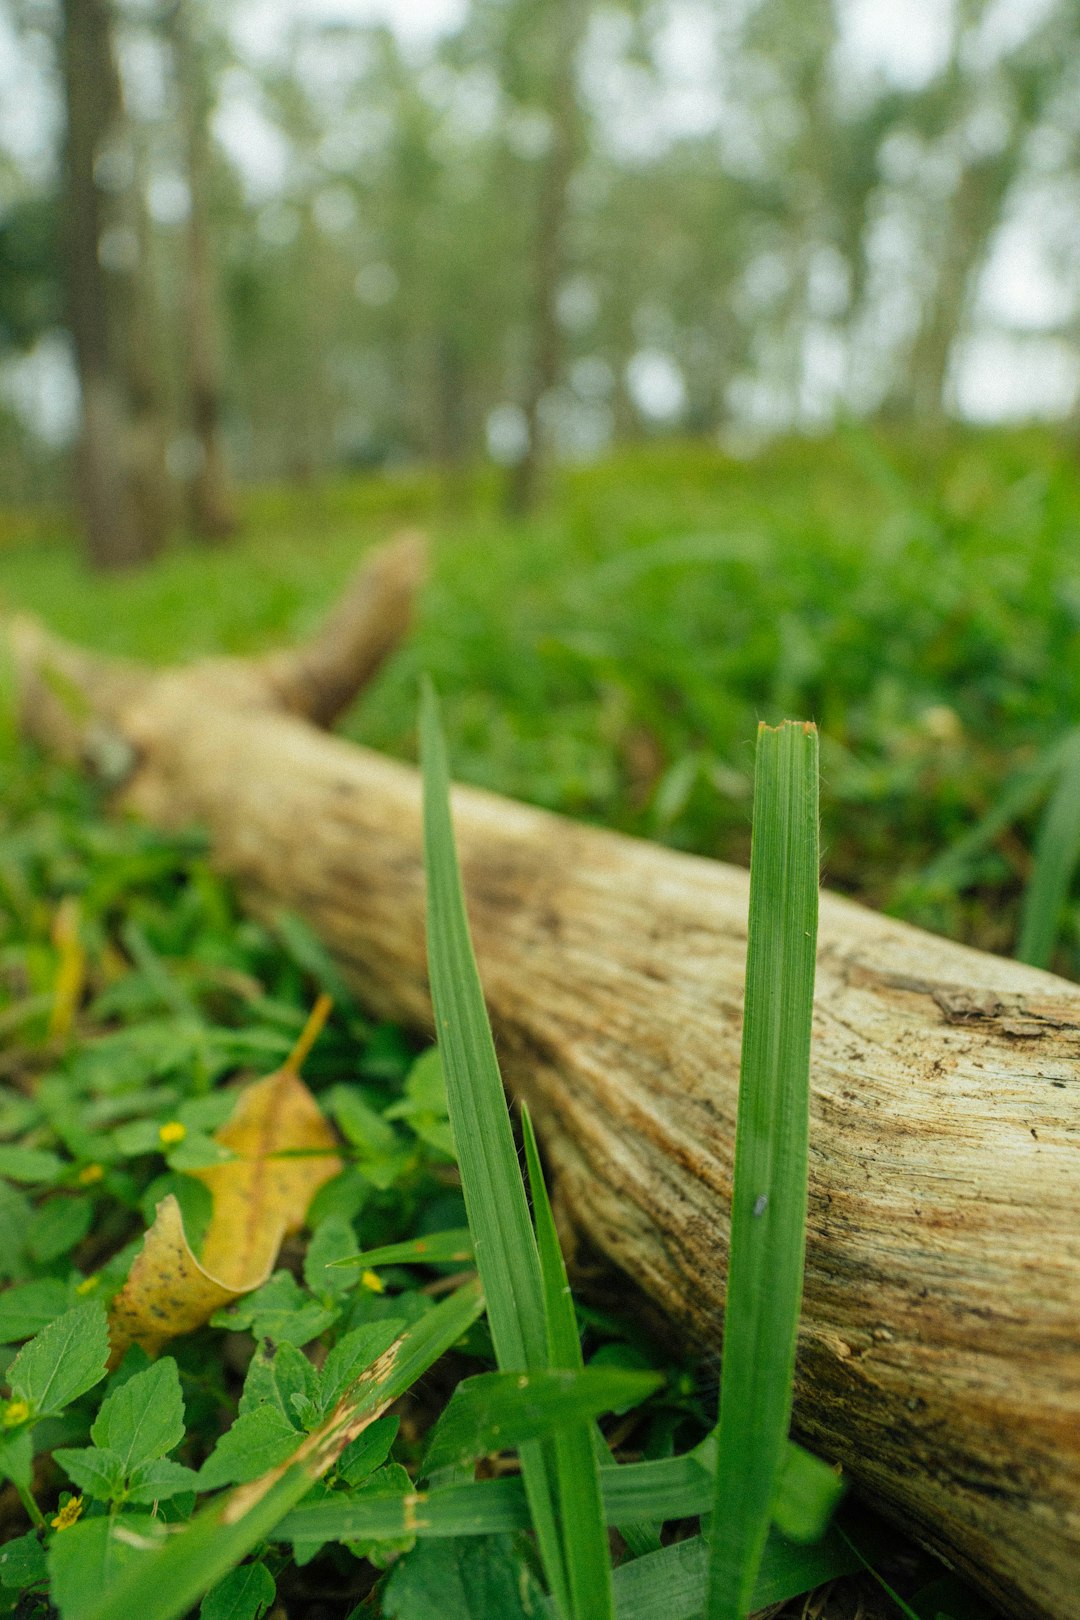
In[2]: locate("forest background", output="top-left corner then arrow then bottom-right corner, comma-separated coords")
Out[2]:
1,0 -> 1079,561
1,5 -> 1080,1618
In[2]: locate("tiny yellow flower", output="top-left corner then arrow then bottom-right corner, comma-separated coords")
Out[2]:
51,1496 -> 83,1532
2,1400 -> 30,1429
75,1274 -> 100,1295
159,1121 -> 187,1147
361,1269 -> 384,1294
78,1163 -> 104,1185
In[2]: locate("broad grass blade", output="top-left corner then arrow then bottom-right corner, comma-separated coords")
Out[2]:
1017,729 -> 1080,967
420,679 -> 567,1613
606,1527 -> 858,1620
523,1105 -> 617,1620
278,1448 -> 715,1548
706,720 -> 819,1620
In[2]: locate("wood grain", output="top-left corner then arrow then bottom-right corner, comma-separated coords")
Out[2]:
11,546 -> 1080,1620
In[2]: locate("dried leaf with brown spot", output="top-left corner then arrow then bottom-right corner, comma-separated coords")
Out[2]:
108,997 -> 342,1359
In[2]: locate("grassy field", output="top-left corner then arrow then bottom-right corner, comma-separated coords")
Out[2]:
3,426 -> 1075,1619
4,425 -> 1080,965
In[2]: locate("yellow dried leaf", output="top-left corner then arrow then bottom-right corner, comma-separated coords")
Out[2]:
48,896 -> 86,1039
108,996 -> 342,1359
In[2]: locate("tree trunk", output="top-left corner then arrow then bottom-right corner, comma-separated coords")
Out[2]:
59,0 -> 166,569
507,0 -> 586,515
168,0 -> 238,542
9,538 -> 1080,1620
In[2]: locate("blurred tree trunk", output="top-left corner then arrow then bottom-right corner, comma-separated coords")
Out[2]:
169,0 -> 237,542
508,0 -> 586,515
903,152 -> 1020,425
60,0 -> 167,568
129,132 -> 172,555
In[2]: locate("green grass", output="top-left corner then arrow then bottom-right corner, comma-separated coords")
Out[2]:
707,722 -> 819,1618
2,426 -> 1075,1617
418,689 -> 849,1620
4,426 -> 1080,969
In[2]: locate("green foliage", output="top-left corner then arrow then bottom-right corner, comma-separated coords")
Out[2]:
5,431 -> 1080,965
420,678 -> 571,1615
382,1535 -> 546,1620
421,1367 -> 661,1475
0,444 -> 1025,1618
707,722 -> 820,1619
198,1562 -> 276,1620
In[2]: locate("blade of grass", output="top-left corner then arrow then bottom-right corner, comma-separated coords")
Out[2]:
331,1229 -> 474,1270
602,1528 -> 859,1620
523,1104 -> 617,1620
706,719 -> 820,1620
279,1449 -> 716,1547
420,678 -> 568,1614
1017,730 -> 1080,967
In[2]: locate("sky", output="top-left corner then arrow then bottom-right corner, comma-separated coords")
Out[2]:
0,0 -> 1076,440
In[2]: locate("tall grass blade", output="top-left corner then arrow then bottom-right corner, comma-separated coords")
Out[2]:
1017,730 -> 1080,968
420,679 -> 568,1614
523,1104 -> 617,1620
706,720 -> 819,1620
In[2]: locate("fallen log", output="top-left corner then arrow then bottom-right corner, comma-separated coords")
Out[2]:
10,535 -> 1080,1620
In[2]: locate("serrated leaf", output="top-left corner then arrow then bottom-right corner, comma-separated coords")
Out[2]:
126,1457 -> 201,1505
210,1271 -> 338,1346
8,1300 -> 110,1416
262,1342 -> 320,1425
342,1461 -> 416,1567
337,1414 -> 399,1486
0,1278 -> 70,1343
92,1357 -> 185,1471
199,1562 -> 276,1620
53,1445 -> 126,1502
27,1197 -> 94,1264
196,1406 -> 300,1490
303,1216 -> 359,1300
0,1529 -> 46,1590
319,1320 -> 405,1413
383,1535 -> 546,1620
75,1281 -> 485,1620
48,1513 -> 166,1620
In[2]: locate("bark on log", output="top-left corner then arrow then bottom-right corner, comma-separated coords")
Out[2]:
9,538 -> 1080,1620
